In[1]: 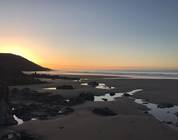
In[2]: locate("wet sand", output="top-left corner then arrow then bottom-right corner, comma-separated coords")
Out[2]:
7,78 -> 178,140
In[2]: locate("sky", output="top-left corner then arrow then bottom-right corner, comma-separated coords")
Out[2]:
0,0 -> 178,70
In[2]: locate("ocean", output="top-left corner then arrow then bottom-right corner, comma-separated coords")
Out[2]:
25,69 -> 178,80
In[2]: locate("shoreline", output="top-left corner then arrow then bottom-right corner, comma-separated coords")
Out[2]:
24,70 -> 178,80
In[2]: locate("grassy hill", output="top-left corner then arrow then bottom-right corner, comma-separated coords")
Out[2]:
0,53 -> 49,85
0,53 -> 49,71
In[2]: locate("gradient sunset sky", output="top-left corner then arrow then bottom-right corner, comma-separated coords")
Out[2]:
0,0 -> 178,70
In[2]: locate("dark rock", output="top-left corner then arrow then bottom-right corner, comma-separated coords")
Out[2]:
157,103 -> 174,108
102,98 -> 108,102
175,112 -> 178,117
123,93 -> 131,97
0,82 -> 17,126
59,107 -> 74,115
165,121 -> 173,124
144,111 -> 148,114
92,107 -> 117,116
10,88 -> 65,105
109,92 -> 115,96
12,94 -> 65,121
56,85 -> 74,90
69,93 -> 94,105
44,107 -> 60,117
14,104 -> 35,119
39,94 -> 65,105
88,81 -> 99,87
143,102 -> 148,105
78,93 -> 94,101
9,85 -> 79,122
10,88 -> 66,121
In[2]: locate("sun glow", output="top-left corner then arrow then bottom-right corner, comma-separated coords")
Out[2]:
0,44 -> 41,64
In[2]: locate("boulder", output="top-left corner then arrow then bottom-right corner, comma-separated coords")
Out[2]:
69,93 -> 94,105
13,105 -> 34,121
109,92 -> 115,96
165,121 -> 173,124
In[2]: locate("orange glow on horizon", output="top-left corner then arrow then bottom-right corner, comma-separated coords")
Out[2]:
42,60 -> 178,71
42,62 -> 152,71
1,44 -> 177,71
1,40 -> 177,71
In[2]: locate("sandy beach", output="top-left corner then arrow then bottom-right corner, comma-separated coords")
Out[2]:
1,76 -> 177,140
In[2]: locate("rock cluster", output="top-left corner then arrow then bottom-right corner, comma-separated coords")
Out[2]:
9,89 -> 94,121
10,88 -> 70,121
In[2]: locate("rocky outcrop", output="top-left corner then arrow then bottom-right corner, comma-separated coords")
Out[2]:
8,87 -> 95,122
10,88 -> 77,121
0,82 -> 17,127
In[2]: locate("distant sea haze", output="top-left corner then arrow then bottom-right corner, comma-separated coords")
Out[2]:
25,69 -> 178,80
